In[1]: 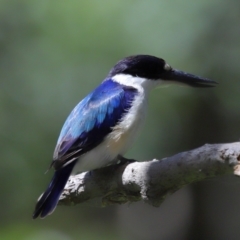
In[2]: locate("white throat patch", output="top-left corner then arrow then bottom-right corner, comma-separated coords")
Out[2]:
112,74 -> 162,93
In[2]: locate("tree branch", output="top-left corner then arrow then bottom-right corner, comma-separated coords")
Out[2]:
59,142 -> 240,207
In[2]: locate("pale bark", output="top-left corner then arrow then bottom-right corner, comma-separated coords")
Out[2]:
59,142 -> 240,207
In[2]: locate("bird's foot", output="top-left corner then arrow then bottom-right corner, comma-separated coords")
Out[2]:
117,155 -> 136,165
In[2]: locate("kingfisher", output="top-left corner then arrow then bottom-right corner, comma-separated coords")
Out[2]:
33,55 -> 216,219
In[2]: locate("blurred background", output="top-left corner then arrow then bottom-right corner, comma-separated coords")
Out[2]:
1,0 -> 240,239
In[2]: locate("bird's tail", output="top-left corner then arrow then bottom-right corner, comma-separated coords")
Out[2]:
32,161 -> 75,219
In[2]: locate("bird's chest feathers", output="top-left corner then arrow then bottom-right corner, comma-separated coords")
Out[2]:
106,92 -> 147,153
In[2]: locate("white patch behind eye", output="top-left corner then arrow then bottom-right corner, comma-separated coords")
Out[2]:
164,63 -> 172,71
112,74 -> 160,91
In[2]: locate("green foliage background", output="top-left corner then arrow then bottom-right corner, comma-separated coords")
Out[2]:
1,0 -> 240,239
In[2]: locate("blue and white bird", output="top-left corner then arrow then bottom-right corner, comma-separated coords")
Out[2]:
33,55 -> 216,219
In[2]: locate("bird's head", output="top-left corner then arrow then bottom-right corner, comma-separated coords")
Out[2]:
108,55 -> 217,90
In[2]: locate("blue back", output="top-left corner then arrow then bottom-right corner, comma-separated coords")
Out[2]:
53,79 -> 138,169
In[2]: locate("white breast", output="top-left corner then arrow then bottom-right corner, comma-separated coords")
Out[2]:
72,74 -> 155,173
105,87 -> 147,156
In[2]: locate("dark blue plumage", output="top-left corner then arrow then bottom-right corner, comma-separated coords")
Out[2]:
33,79 -> 137,218
52,79 -> 138,169
32,161 -> 75,219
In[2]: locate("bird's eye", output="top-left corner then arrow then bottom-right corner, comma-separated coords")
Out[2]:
164,63 -> 172,71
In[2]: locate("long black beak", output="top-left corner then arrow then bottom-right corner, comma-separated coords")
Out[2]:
161,69 -> 217,88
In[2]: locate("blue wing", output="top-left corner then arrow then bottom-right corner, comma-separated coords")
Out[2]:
52,79 -> 138,169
